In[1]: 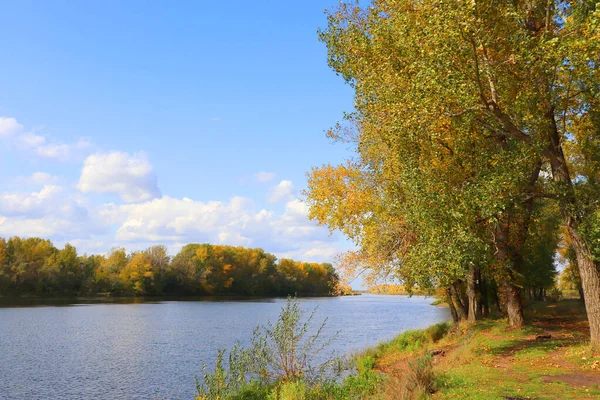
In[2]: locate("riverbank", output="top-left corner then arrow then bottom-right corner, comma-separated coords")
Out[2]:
212,299 -> 600,399
346,299 -> 600,399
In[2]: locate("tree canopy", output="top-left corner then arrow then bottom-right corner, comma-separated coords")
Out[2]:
306,0 -> 600,344
0,237 -> 340,297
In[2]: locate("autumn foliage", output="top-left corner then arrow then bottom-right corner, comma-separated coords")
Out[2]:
0,237 -> 340,297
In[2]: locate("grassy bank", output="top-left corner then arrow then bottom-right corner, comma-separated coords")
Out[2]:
345,299 -> 600,399
202,299 -> 600,399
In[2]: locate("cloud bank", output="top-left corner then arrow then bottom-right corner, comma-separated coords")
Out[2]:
77,151 -> 161,203
0,116 -> 345,262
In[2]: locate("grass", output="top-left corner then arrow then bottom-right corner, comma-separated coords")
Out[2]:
354,299 -> 600,399
429,298 -> 447,307
197,300 -> 600,399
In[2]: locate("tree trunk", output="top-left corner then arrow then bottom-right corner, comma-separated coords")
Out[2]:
493,286 -> 502,314
495,220 -> 525,328
467,267 -> 480,322
543,103 -> 600,346
447,287 -> 459,323
450,281 -> 468,321
479,276 -> 489,317
501,278 -> 525,328
567,225 -> 600,344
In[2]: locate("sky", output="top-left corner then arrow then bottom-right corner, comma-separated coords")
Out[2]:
0,1 -> 359,270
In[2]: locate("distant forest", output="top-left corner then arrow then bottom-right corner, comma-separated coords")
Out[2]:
0,237 -> 341,297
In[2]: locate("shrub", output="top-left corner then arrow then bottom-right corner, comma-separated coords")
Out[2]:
390,330 -> 427,352
402,354 -> 436,399
423,322 -> 450,343
429,298 -> 446,306
195,297 -> 341,400
547,287 -> 563,302
195,345 -> 252,400
269,380 -> 307,400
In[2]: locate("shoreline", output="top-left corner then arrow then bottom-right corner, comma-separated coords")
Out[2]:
328,299 -> 600,399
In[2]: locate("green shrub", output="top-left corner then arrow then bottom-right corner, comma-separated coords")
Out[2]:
390,329 -> 427,352
429,298 -> 447,306
340,368 -> 382,398
402,354 -> 436,399
423,322 -> 450,343
195,297 -> 341,400
269,380 -> 307,400
355,355 -> 376,372
228,382 -> 270,400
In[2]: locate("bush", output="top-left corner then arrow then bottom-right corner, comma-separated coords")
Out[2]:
269,380 -> 307,400
429,298 -> 446,306
195,297 -> 341,400
228,382 -> 270,400
390,329 -> 427,352
423,322 -> 450,343
547,287 -> 563,302
401,354 -> 436,399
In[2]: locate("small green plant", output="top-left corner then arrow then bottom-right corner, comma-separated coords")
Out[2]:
268,380 -> 307,400
423,322 -> 450,343
246,296 -> 338,384
429,298 -> 447,306
195,344 -> 254,400
402,354 -> 436,399
195,297 -> 341,400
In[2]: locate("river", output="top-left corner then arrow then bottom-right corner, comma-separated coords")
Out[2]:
0,295 -> 449,400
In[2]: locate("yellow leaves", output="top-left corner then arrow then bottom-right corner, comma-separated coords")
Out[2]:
305,161 -> 380,240
119,252 -> 153,294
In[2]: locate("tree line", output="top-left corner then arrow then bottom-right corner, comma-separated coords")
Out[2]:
0,237 -> 340,297
306,1 -> 600,346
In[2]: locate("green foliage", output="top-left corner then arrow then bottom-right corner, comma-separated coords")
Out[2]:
424,323 -> 450,344
521,204 -> 561,293
404,354 -> 436,399
195,298 -> 342,400
269,380 -> 308,400
581,209 -> 600,262
389,330 -> 428,353
306,0 -> 600,333
194,315 -> 453,400
0,236 -> 340,297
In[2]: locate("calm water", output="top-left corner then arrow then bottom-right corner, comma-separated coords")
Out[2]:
0,295 -> 449,400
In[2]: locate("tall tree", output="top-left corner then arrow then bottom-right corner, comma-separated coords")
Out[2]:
311,1 -> 600,340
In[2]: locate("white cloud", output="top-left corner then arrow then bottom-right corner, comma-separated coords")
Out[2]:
267,180 -> 296,203
0,116 -> 92,161
0,185 -> 106,239
77,151 -> 161,203
0,186 -> 344,262
95,194 -> 342,262
19,132 -> 46,147
33,138 -> 92,161
105,195 -> 254,243
0,185 -> 63,217
254,171 -> 277,182
0,117 -> 23,138
23,172 -> 60,185
0,118 -> 344,262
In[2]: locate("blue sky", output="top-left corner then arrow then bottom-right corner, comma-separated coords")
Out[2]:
0,0 -> 360,274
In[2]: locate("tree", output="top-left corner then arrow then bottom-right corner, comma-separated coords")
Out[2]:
0,237 -> 340,298
96,247 -> 128,293
120,252 -> 154,295
145,245 -> 170,294
311,0 -> 600,343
